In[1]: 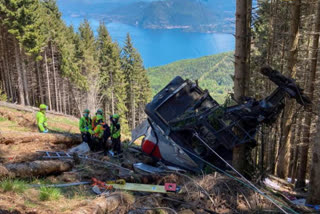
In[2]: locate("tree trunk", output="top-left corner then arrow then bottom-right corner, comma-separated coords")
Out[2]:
62,79 -> 67,114
111,72 -> 115,115
0,131 -> 81,146
51,42 -> 59,112
299,0 -> 320,190
1,30 -> 13,100
44,50 -> 52,110
232,0 -> 252,174
14,42 -> 25,105
58,76 -> 62,113
0,160 -> 73,178
19,48 -> 30,106
0,28 -> 8,95
36,61 -> 44,104
276,0 -> 301,179
132,89 -> 136,130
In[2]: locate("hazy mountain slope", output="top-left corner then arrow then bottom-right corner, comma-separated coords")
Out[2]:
148,51 -> 234,103
107,0 -> 235,33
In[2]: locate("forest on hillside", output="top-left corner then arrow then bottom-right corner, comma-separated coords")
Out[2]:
0,0 -> 151,132
148,52 -> 234,103
233,0 -> 320,205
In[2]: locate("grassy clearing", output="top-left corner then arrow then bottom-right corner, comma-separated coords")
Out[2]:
0,115 -> 32,132
50,116 -> 78,127
39,187 -> 61,201
49,127 -> 68,133
0,179 -> 28,193
0,116 -> 7,121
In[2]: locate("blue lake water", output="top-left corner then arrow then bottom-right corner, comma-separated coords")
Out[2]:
62,16 -> 235,68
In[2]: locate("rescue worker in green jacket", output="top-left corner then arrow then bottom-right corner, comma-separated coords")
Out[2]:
110,114 -> 121,155
89,114 -> 107,153
92,109 -> 104,130
79,109 -> 93,150
36,104 -> 48,133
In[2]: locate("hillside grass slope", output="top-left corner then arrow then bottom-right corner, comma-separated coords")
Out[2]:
148,51 -> 234,103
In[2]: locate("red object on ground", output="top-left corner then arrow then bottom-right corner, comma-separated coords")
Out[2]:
91,177 -> 113,190
142,140 -> 162,159
165,183 -> 177,192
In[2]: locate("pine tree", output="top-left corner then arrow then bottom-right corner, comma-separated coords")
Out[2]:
97,22 -> 128,131
77,19 -> 100,113
121,33 -> 151,130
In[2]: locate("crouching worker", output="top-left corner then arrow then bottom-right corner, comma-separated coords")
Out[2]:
36,104 -> 48,133
89,115 -> 108,154
79,109 -> 92,149
110,114 -> 121,155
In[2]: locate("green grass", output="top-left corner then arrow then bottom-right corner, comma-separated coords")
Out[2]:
50,116 -> 78,127
48,127 -> 67,133
0,179 -> 28,193
39,187 -> 61,201
0,116 -> 7,122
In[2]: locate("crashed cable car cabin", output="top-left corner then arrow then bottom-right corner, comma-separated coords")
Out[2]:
133,66 -> 311,173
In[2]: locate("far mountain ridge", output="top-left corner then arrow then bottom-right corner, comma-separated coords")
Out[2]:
101,0 -> 235,33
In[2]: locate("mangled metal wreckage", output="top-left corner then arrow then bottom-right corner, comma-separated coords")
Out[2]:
132,66 -> 310,173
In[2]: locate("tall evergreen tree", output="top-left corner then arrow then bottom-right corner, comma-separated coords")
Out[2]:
77,19 -> 100,113
97,22 -> 128,132
121,33 -> 151,130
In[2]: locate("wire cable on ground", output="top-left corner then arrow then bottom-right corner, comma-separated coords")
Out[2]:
178,133 -> 299,214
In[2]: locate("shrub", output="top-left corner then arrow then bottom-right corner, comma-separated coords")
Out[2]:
39,187 -> 61,201
0,179 -> 28,193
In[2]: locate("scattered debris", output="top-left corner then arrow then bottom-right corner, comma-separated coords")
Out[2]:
30,181 -> 91,188
133,163 -> 186,175
91,177 -> 180,194
68,142 -> 90,154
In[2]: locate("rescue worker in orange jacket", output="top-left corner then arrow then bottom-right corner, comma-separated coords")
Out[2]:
91,109 -> 104,130
89,114 -> 108,154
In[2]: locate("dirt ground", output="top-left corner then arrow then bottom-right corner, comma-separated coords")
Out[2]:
0,105 -> 300,214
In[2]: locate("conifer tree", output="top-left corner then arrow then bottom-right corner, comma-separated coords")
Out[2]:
77,19 -> 100,113
121,33 -> 151,130
97,22 -> 128,132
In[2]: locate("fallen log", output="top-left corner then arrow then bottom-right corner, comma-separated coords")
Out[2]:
0,131 -> 81,146
0,160 -> 73,178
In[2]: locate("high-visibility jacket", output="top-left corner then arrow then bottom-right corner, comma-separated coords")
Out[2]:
110,123 -> 121,139
92,115 -> 105,130
79,117 -> 92,133
36,111 -> 48,132
90,123 -> 105,139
